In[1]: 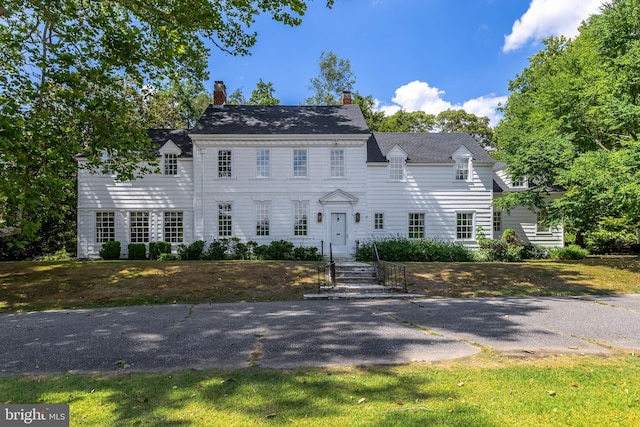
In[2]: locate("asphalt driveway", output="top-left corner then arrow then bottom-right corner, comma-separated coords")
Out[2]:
3,295 -> 640,375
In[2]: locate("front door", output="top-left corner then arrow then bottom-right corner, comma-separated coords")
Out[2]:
331,213 -> 347,250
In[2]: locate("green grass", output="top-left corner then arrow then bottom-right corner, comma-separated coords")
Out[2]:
1,256 -> 639,313
2,354 -> 639,426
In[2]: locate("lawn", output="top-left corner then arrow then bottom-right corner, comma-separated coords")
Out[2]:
1,256 -> 639,312
1,354 -> 638,426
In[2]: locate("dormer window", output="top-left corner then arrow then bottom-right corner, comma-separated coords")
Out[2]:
164,153 -> 178,175
389,156 -> 405,181
511,176 -> 526,187
455,157 -> 470,181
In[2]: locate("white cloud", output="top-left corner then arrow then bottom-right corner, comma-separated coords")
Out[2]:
503,0 -> 607,52
377,80 -> 507,127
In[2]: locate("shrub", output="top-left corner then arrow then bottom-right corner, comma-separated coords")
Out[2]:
550,244 -> 589,260
158,253 -> 178,261
177,240 -> 205,260
99,241 -> 121,260
477,238 -> 509,262
585,230 -> 636,254
203,239 -> 228,260
149,242 -> 172,260
127,243 -> 146,260
261,240 -> 295,260
522,244 -> 550,260
356,237 -> 474,262
293,246 -> 323,261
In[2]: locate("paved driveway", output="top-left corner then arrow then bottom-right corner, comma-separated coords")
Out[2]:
2,295 -> 640,375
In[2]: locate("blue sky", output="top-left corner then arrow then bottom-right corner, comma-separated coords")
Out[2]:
205,0 -> 606,126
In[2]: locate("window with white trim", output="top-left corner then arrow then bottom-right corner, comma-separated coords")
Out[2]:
455,157 -> 470,181
218,150 -> 232,178
408,213 -> 425,239
130,211 -> 149,243
164,154 -> 178,175
537,211 -> 551,233
511,176 -> 526,187
256,202 -> 270,236
493,211 -> 502,233
330,149 -> 345,178
293,149 -> 307,178
218,203 -> 232,237
294,202 -> 308,236
256,149 -> 270,178
374,213 -> 384,230
96,211 -> 115,243
164,211 -> 183,243
389,156 -> 405,181
456,212 -> 474,240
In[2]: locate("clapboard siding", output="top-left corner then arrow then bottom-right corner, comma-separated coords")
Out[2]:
77,159 -> 194,258
494,194 -> 564,247
365,163 -> 494,247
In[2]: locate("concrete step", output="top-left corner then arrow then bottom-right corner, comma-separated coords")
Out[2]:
304,292 -> 423,300
319,284 -> 404,294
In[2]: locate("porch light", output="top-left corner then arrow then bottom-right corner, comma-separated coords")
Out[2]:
317,212 -> 323,222
355,212 -> 361,223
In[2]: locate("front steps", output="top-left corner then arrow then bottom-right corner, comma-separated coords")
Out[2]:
304,261 -> 423,300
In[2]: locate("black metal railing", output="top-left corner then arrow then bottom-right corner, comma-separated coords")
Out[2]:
372,242 -> 407,292
317,243 -> 336,289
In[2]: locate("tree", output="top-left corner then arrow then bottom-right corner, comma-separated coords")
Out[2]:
248,79 -> 280,105
353,93 -> 385,131
226,89 -> 247,105
436,109 -> 494,149
494,0 -> 640,241
306,51 -> 356,105
141,79 -> 210,129
0,1 -> 331,253
376,110 -> 436,133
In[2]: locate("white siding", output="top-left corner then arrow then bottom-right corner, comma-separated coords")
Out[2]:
494,194 -> 564,247
366,162 -> 494,248
77,159 -> 194,258
192,138 -> 370,255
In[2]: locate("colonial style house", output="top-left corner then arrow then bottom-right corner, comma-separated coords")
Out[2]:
76,82 -> 563,259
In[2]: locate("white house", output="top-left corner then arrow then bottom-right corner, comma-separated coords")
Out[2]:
76,81 -> 564,259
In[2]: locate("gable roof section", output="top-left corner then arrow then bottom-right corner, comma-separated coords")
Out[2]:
191,104 -> 370,135
147,129 -> 193,157
368,132 -> 494,164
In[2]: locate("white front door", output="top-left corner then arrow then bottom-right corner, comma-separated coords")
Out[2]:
331,213 -> 347,250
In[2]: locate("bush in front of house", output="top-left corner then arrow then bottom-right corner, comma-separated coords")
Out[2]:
293,246 -> 323,261
475,227 -> 549,262
127,243 -> 147,260
203,238 -> 258,260
99,241 -> 121,260
256,239 -> 296,260
177,240 -> 206,260
149,242 -> 172,260
356,237 -> 474,262
550,244 -> 589,260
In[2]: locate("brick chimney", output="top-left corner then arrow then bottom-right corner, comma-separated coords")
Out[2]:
341,90 -> 352,105
213,81 -> 226,106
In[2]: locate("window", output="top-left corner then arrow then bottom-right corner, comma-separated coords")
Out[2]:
455,157 -> 470,181
456,212 -> 474,240
330,149 -> 345,178
537,211 -> 550,233
389,156 -> 404,181
294,202 -> 308,236
164,154 -> 178,176
374,213 -> 384,230
218,150 -> 232,178
130,211 -> 149,243
511,176 -> 526,187
256,149 -> 270,178
218,203 -> 232,237
408,213 -> 425,239
293,149 -> 307,178
164,211 -> 183,243
256,202 -> 270,236
493,211 -> 502,233
96,211 -> 115,243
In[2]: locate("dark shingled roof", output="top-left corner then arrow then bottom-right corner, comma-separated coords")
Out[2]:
368,132 -> 495,164
147,129 -> 193,157
191,104 -> 370,135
